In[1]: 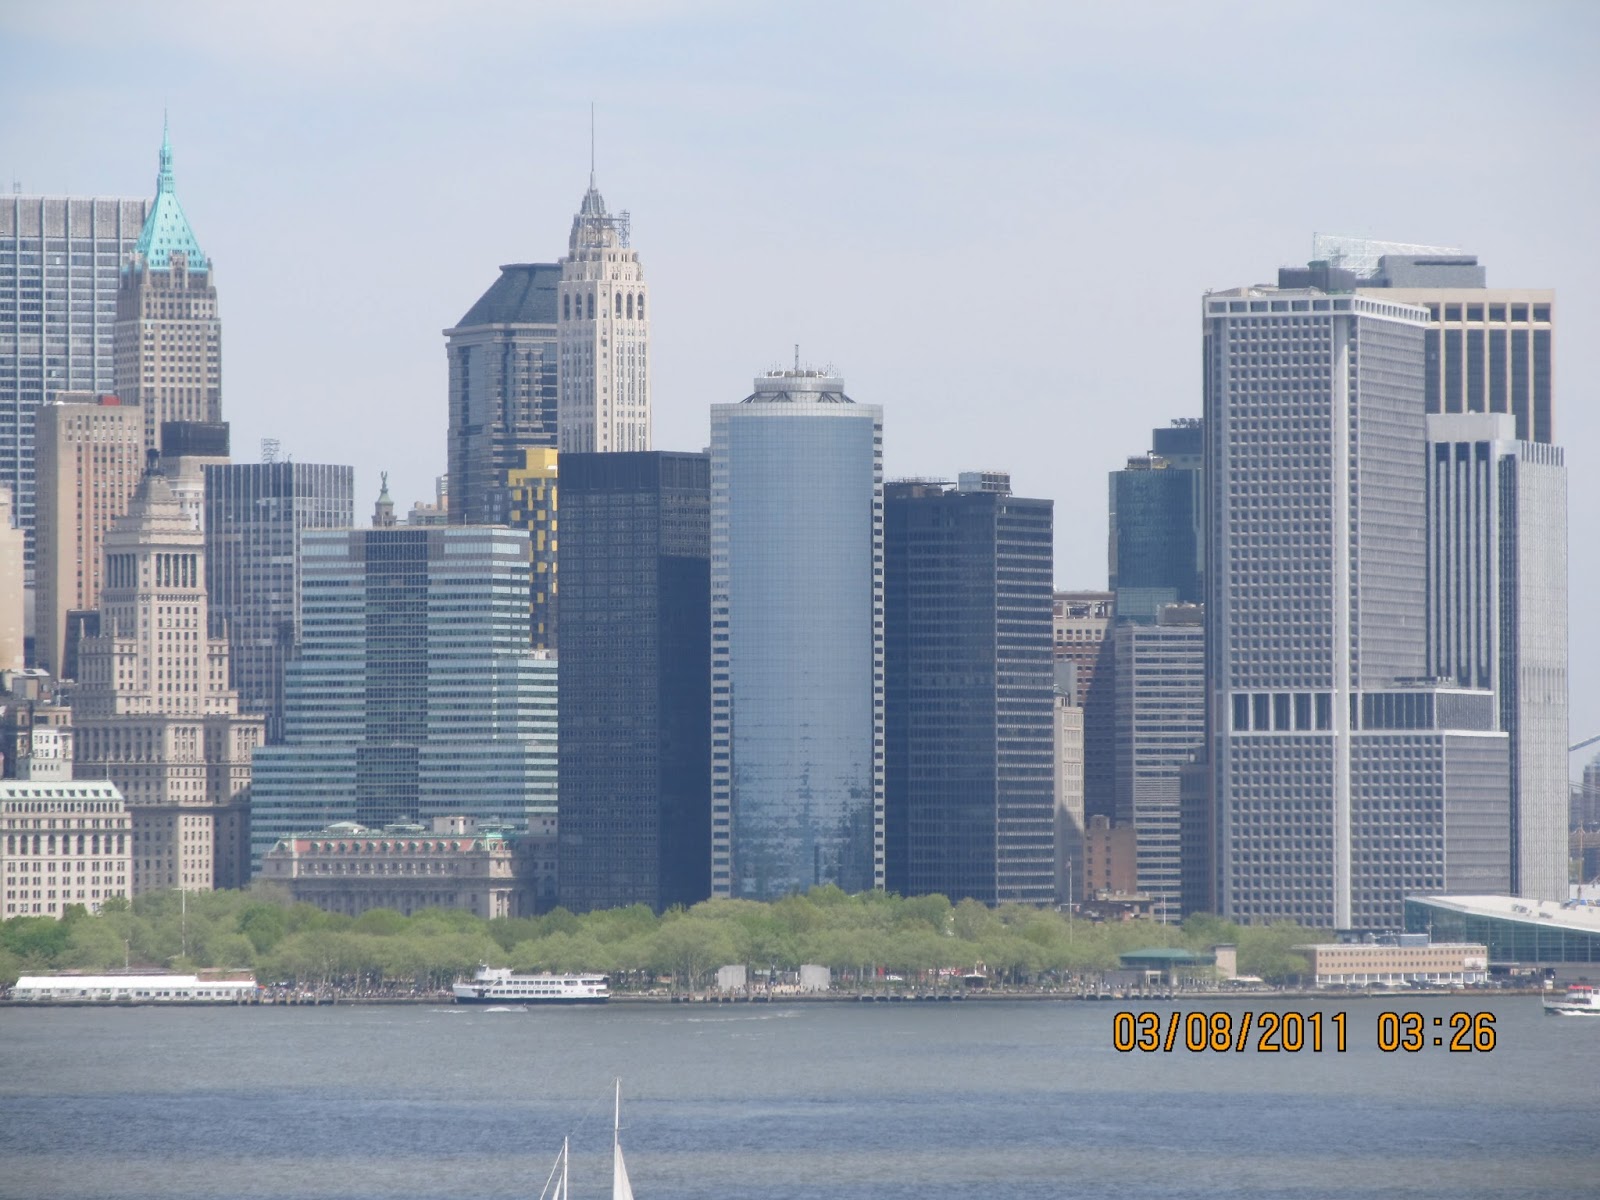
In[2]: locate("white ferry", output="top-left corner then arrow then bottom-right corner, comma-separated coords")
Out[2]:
1543,982 -> 1600,1017
452,966 -> 609,1005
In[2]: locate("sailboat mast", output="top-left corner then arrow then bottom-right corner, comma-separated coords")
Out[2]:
614,1079 -> 621,1152
562,1135 -> 569,1199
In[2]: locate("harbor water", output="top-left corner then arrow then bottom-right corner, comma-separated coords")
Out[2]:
0,996 -> 1592,1198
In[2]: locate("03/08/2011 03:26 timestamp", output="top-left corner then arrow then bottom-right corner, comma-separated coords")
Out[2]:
1112,1011 -> 1497,1053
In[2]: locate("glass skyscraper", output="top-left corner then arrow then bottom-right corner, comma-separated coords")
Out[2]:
556,451 -> 710,913
709,371 -> 883,900
444,263 -> 560,526
249,526 -> 555,871
1108,419 -> 1202,622
1,195 -> 148,564
203,462 -> 355,744
884,475 -> 1054,905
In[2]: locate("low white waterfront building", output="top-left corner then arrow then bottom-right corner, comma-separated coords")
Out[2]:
10,972 -> 258,1003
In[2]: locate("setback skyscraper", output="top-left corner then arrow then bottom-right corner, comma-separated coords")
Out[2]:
202,461 -> 355,743
710,370 -> 883,899
249,524 -> 555,871
884,474 -> 1055,905
556,451 -> 710,913
445,263 -> 560,525
1,194 -> 149,563
113,122 -> 221,454
71,464 -> 263,893
557,175 -> 649,453
1204,285 -> 1510,931
1108,420 -> 1202,622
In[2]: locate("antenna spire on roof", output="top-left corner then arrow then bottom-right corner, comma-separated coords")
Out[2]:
590,102 -> 596,188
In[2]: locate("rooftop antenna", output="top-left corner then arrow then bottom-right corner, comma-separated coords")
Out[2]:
794,344 -> 800,372
590,102 -> 596,184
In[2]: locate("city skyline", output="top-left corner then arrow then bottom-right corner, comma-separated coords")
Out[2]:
2,3 -> 1595,754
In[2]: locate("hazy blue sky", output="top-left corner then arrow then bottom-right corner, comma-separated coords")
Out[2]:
4,1 -> 1598,760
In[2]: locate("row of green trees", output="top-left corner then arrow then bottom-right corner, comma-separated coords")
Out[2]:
0,886 -> 1333,992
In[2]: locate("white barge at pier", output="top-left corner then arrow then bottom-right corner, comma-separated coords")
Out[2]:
10,972 -> 259,1004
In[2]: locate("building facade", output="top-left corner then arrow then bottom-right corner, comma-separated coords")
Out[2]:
0,780 -> 131,918
444,263 -> 560,525
1425,413 -> 1568,900
1052,591 -> 1116,821
1204,286 -> 1510,931
249,525 -> 555,871
202,461 -> 355,743
710,371 -> 883,899
1108,420 -> 1203,622
556,451 -> 709,913
1296,936 -> 1489,987
884,475 -> 1055,905
1113,605 -> 1206,922
113,123 -> 221,455
32,393 -> 146,677
1054,691 -> 1085,906
0,487 -> 23,672
0,194 -> 149,566
260,815 -> 554,920
504,448 -> 558,650
70,468 -> 263,893
557,176 -> 649,454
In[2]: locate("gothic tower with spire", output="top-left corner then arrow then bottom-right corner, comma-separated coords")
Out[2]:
114,118 -> 222,455
556,159 -> 650,453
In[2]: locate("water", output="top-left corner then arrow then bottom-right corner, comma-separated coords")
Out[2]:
0,997 -> 1593,1198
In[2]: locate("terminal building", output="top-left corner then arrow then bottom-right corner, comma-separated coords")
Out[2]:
1405,894 -> 1600,967
1295,935 -> 1489,987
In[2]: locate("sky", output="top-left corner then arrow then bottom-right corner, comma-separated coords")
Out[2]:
3,0 -> 1598,764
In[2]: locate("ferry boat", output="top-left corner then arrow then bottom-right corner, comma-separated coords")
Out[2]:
1543,982 -> 1600,1017
452,966 -> 609,1005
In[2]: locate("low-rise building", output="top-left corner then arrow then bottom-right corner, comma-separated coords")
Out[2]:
1297,935 -> 1489,987
260,814 -> 555,920
1405,893 -> 1600,966
1,780 -> 132,917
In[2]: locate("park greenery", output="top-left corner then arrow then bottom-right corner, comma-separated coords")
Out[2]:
0,886 -> 1335,992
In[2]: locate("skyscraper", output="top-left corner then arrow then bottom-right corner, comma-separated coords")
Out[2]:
1108,420 -> 1202,622
32,393 -> 145,677
1112,604 -> 1205,921
113,122 -> 221,455
444,263 -> 561,525
1204,285 -> 1510,931
1426,414 -> 1568,900
249,525 -> 555,871
710,370 -> 882,899
202,461 -> 355,743
1052,591 -> 1116,820
557,451 -> 710,913
504,448 -> 558,650
71,464 -> 263,893
0,194 -> 148,563
1284,236 -> 1555,443
884,474 -> 1055,905
557,175 -> 648,453
0,487 -> 23,671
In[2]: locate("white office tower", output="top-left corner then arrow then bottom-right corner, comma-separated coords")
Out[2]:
709,371 -> 884,900
556,173 -> 649,453
1426,414 -> 1568,900
1204,289 -> 1510,932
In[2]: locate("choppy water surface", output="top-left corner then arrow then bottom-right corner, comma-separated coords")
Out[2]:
0,997 -> 1593,1199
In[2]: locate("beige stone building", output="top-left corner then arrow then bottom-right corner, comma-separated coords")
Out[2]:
1297,938 -> 1490,987
1054,694 -> 1084,905
0,487 -> 22,672
1,780 -> 132,918
260,814 -> 557,920
32,393 -> 146,677
113,124 -> 220,455
70,466 -> 262,893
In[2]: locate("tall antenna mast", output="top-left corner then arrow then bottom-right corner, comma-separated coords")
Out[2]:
590,102 -> 596,181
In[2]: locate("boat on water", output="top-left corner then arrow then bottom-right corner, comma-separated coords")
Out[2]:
451,966 -> 608,1005
1543,982 -> 1600,1016
539,1080 -> 635,1200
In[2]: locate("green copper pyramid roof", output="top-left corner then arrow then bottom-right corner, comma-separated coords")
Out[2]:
133,117 -> 208,272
